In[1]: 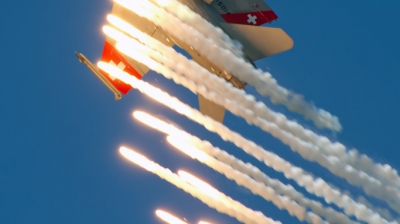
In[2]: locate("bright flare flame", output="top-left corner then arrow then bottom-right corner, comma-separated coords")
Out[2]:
178,170 -> 220,199
114,0 -> 152,18
119,146 -> 158,171
97,61 -> 136,86
155,0 -> 170,7
97,60 -> 193,117
116,42 -> 160,69
102,25 -> 131,43
167,136 -> 209,162
102,25 -> 157,67
118,146 -> 277,223
107,14 -> 147,42
107,14 -> 173,61
155,209 -> 187,224
133,111 -> 189,140
198,221 -> 212,224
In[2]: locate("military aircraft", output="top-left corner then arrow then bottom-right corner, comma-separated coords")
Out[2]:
76,0 -> 293,123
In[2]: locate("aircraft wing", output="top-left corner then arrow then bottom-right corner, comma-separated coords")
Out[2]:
98,2 -> 174,95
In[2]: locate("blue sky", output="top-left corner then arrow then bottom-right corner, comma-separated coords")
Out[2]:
1,0 -> 400,223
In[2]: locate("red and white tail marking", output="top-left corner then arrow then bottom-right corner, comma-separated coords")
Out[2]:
99,41 -> 142,94
220,10 -> 277,26
108,60 -> 126,81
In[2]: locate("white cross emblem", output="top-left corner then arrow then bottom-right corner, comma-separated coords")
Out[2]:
247,14 -> 257,25
108,60 -> 126,81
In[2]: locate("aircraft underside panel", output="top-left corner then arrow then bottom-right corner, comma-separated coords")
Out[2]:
198,94 -> 226,123
220,23 -> 294,61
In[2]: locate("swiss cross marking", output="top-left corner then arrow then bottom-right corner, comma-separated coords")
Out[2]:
108,60 -> 126,81
247,14 -> 257,24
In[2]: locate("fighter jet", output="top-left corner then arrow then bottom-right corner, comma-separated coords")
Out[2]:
76,0 -> 293,123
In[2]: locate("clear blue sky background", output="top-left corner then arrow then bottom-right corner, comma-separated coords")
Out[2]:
1,0 -> 400,223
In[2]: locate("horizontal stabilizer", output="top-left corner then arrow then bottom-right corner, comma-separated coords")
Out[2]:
220,23 -> 294,61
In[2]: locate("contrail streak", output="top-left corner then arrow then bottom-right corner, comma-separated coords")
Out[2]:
106,13 -> 400,214
183,138 -> 356,224
120,146 -> 280,224
168,136 -> 326,224
104,30 -> 400,212
155,209 -> 187,224
133,111 -> 355,224
97,62 -> 392,224
355,195 -> 399,223
106,16 -> 400,201
113,0 -> 341,132
199,221 -> 212,224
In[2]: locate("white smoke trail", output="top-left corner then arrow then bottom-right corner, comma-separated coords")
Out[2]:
168,135 -> 355,224
106,13 -> 400,214
120,146 -> 280,224
339,187 -> 399,223
192,137 -> 398,223
108,13 -> 399,191
106,31 -> 400,213
190,142 -> 356,224
113,0 -> 341,132
155,209 -> 187,224
199,221 -> 213,224
107,0 -> 400,220
355,194 -> 398,222
97,62 -> 393,224
150,0 -> 244,57
167,136 -> 327,224
111,5 -> 400,209
132,111 -> 354,223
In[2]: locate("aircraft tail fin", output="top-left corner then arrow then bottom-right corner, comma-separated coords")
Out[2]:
220,23 -> 294,61
99,41 -> 144,95
208,0 -> 278,26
